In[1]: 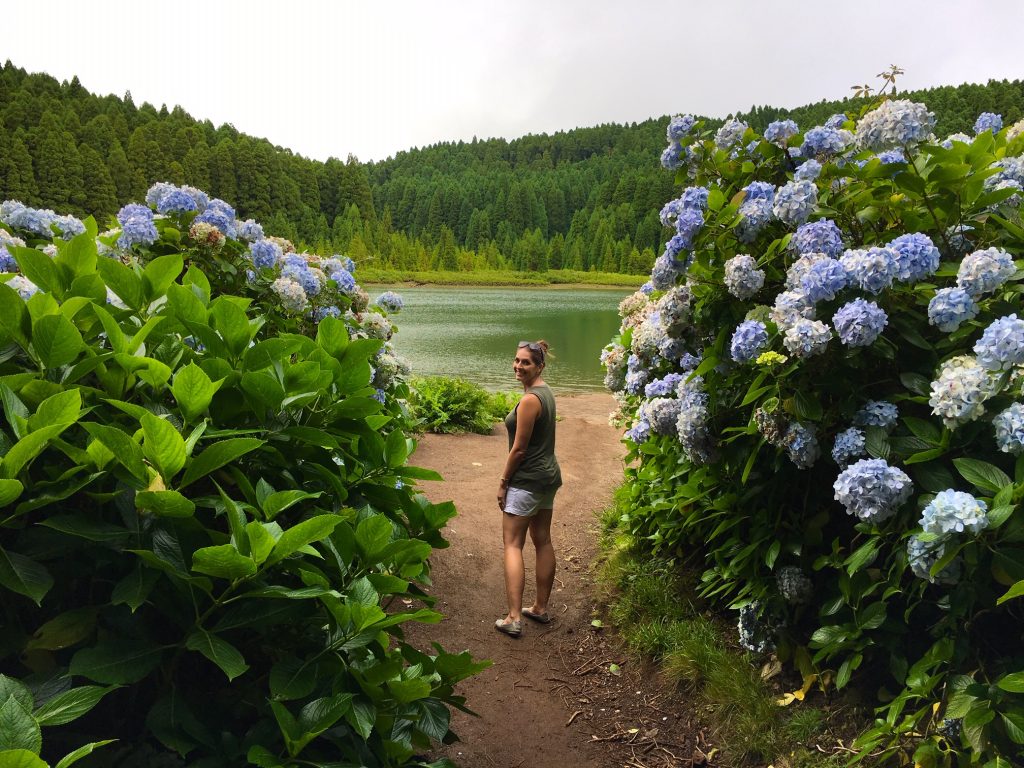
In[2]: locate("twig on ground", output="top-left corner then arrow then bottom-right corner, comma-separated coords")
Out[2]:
566,710 -> 583,726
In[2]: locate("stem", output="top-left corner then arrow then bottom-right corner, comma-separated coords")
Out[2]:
904,145 -> 955,255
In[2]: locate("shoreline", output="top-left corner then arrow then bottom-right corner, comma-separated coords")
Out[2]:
357,268 -> 645,290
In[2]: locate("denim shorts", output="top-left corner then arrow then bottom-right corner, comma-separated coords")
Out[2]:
503,486 -> 557,517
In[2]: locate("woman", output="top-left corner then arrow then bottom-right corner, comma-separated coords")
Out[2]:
495,340 -> 562,637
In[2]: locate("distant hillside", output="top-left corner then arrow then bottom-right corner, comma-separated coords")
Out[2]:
2,60 -> 1023,274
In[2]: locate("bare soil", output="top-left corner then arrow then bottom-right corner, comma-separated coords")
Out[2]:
405,393 -> 711,768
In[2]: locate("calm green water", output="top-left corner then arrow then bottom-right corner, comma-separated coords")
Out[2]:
377,285 -> 630,393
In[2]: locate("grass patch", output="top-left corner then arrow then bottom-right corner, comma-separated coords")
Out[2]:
409,376 -> 518,434
595,489 -> 853,766
359,267 -> 646,288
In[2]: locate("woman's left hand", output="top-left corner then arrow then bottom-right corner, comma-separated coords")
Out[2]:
497,486 -> 506,511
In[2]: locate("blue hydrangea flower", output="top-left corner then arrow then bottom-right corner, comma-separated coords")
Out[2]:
833,299 -> 887,347
625,417 -> 651,443
375,291 -> 404,313
825,114 -> 848,129
116,203 -> 158,249
888,233 -> 940,283
957,247 -> 1016,297
994,403 -> 1024,454
854,400 -> 898,429
876,149 -> 906,164
625,353 -> 651,396
941,132 -> 972,149
929,355 -> 994,428
855,100 -> 936,150
974,112 -> 1003,135
783,318 -> 831,357
801,258 -> 848,303
723,254 -> 765,299
667,114 -> 697,141
743,181 -> 776,202
1,201 -> 57,237
656,285 -> 692,331
651,253 -> 685,290
920,490 -> 989,535
249,239 -> 283,269
834,458 -> 913,523
737,603 -> 775,653
145,182 -> 175,208
157,189 -> 198,215
194,202 -> 237,238
679,352 -> 701,372
794,159 -> 822,181
832,427 -> 866,466
736,197 -> 774,242
645,372 -> 685,398
646,398 -> 683,436
715,118 -> 748,150
776,566 -> 813,604
679,186 -> 709,211
631,311 -> 667,359
181,185 -> 210,212
639,281 -> 654,295
764,119 -> 799,146
6,274 -> 38,300
54,215 -> 86,240
661,142 -> 684,170
314,305 -> 342,322
787,253 -> 829,289
770,290 -> 815,331
974,314 -> 1024,371
791,219 -> 844,258
801,126 -> 849,157
783,421 -> 820,469
676,377 -> 715,465
271,277 -> 307,313
659,198 -> 683,228
928,287 -> 978,332
730,320 -> 769,363
840,247 -> 897,294
0,245 -> 17,272
674,208 -> 705,250
907,535 -> 961,584
330,268 -> 357,294
657,337 -> 689,362
237,219 -> 264,241
772,180 -> 817,226
281,264 -> 320,297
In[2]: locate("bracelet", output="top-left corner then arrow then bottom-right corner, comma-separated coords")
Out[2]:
499,477 -> 509,485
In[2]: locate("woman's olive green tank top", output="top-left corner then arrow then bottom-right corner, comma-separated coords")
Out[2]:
504,383 -> 562,492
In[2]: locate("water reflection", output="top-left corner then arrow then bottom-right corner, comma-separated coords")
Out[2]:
377,285 -> 631,393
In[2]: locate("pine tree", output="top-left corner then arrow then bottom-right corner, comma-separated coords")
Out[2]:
79,143 -> 118,218
4,132 -> 37,202
436,225 -> 459,271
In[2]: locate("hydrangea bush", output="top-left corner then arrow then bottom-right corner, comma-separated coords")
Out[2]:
607,103 -> 1024,765
0,186 -> 479,767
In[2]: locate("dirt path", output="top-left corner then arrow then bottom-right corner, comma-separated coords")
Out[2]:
405,394 -> 701,768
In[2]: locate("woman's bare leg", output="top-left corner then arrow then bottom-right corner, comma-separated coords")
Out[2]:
527,509 -> 555,614
502,512 -> 531,621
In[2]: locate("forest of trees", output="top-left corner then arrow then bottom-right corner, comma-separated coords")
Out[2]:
2,60 -> 1024,274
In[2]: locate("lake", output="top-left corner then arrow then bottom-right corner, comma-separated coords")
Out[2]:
375,285 -> 631,393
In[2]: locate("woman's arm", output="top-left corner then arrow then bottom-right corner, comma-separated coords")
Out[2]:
497,393 -> 541,509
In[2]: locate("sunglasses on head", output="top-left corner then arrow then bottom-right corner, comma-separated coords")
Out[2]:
517,341 -> 545,360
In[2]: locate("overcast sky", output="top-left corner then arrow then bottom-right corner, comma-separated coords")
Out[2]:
6,1 -> 1024,163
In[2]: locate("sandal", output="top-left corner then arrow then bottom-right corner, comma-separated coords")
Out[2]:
494,617 -> 522,637
522,608 -> 551,624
